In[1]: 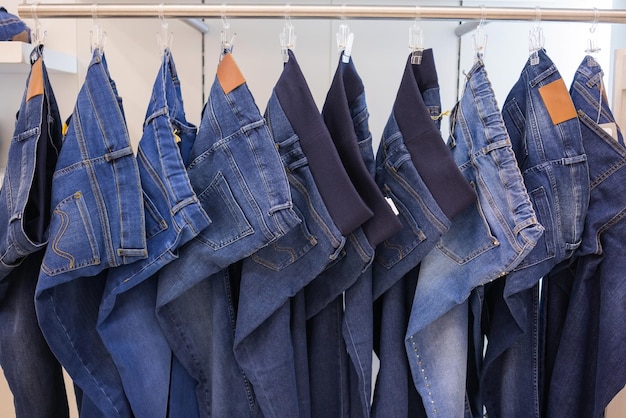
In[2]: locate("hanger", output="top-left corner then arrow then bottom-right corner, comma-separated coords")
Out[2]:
29,2 -> 46,64
220,3 -> 236,60
409,6 -> 424,65
336,6 -> 353,64
472,5 -> 487,61
279,4 -> 296,63
585,7 -> 601,56
529,6 -> 544,66
90,3 -> 107,55
157,3 -> 173,55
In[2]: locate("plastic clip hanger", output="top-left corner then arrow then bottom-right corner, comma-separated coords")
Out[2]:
30,2 -> 46,47
472,5 -> 487,61
157,3 -> 173,55
409,6 -> 424,65
220,4 -> 236,59
585,7 -> 601,56
279,4 -> 296,63
529,6 -> 544,66
90,3 -> 107,55
336,7 -> 353,63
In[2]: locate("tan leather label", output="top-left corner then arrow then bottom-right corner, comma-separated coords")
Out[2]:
26,58 -> 44,102
216,53 -> 245,94
538,78 -> 577,125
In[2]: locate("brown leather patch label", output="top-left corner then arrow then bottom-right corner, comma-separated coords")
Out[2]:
27,58 -> 44,102
216,53 -> 245,95
538,78 -> 577,125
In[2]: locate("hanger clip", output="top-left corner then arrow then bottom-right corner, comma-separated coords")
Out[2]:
279,10 -> 296,63
585,7 -> 601,56
409,22 -> 424,65
220,6 -> 236,58
337,22 -> 354,63
472,6 -> 487,61
529,7 -> 543,65
157,3 -> 173,54
90,3 -> 107,54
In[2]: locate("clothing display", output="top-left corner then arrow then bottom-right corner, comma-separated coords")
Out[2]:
1,13 -> 626,418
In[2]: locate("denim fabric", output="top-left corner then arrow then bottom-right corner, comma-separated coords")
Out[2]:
274,50 -> 372,235
233,63 -> 345,418
0,7 -> 30,41
96,51 -> 210,418
0,250 -> 69,418
405,59 -> 543,417
0,45 -> 61,294
155,52 -> 299,417
35,49 -> 147,417
541,55 -> 626,418
372,51 -> 473,418
481,49 -> 590,418
321,53 -> 402,418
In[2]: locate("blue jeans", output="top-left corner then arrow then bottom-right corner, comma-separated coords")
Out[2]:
155,52 -> 300,417
322,53 -> 405,418
0,45 -> 61,291
0,47 -> 68,417
481,49 -> 590,418
232,69 -> 345,417
35,49 -> 148,417
96,51 -> 210,418
542,55 -> 626,418
405,59 -> 543,417
372,50 -> 473,417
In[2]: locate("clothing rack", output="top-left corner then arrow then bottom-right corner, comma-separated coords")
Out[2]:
16,3 -> 626,24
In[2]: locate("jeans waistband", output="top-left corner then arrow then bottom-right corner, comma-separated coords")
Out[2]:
395,54 -> 476,221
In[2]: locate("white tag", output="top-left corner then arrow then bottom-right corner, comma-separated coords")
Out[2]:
600,122 -> 619,142
385,197 -> 400,216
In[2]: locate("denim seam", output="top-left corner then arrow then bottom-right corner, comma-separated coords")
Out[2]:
386,165 -> 449,233
222,140 -> 276,242
343,320 -> 369,414
137,146 -> 170,203
408,335 -> 438,415
288,173 -> 343,249
573,82 -> 618,123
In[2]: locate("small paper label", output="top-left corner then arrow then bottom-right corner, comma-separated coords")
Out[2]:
600,122 -> 619,142
26,58 -> 44,102
216,52 -> 246,95
385,197 -> 400,216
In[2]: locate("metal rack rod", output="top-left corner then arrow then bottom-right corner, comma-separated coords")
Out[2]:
16,3 -> 626,24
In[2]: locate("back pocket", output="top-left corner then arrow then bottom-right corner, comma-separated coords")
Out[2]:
436,184 -> 498,265
251,206 -> 316,271
195,171 -> 254,250
41,191 -> 100,276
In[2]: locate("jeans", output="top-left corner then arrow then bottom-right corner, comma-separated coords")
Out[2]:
405,58 -> 543,417
0,45 -> 61,292
481,48 -> 590,418
96,51 -> 210,418
319,52 -> 403,418
232,66 -> 345,418
0,250 -> 69,418
0,47 -> 67,417
35,49 -> 148,417
372,50 -> 474,417
542,54 -> 626,418
155,52 -> 300,417
275,50 -> 372,236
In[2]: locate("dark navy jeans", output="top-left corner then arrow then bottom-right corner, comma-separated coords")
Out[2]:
0,45 -> 68,418
542,54 -> 626,418
233,59 -> 345,418
372,50 -> 473,417
482,49 -> 589,418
